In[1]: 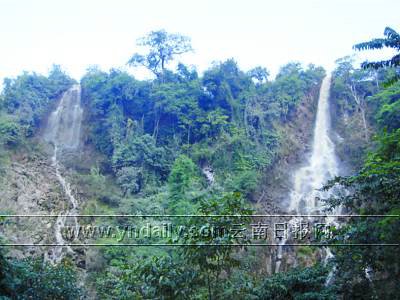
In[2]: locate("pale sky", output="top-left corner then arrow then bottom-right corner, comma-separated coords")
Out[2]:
0,0 -> 398,83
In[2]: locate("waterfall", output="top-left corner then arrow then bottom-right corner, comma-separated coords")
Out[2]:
202,166 -> 215,185
288,75 -> 338,214
44,84 -> 83,263
44,85 -> 83,149
275,75 -> 339,273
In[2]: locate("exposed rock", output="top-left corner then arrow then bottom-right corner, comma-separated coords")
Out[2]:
0,150 -> 84,265
254,84 -> 322,275
260,88 -> 320,212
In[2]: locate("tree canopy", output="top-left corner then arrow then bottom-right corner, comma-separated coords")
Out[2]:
353,27 -> 400,85
128,29 -> 193,78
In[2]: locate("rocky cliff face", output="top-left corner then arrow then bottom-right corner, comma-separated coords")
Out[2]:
0,148 -> 85,266
259,86 -> 320,212
0,78 -> 325,276
0,149 -> 66,258
252,84 -> 322,275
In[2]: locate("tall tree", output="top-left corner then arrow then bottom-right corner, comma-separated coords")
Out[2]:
333,56 -> 377,141
128,29 -> 193,78
353,27 -> 400,85
247,66 -> 269,84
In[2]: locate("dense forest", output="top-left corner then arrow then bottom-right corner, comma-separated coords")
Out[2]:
0,27 -> 399,299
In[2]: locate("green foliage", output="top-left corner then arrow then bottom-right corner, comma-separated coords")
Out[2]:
0,257 -> 81,299
112,133 -> 168,193
0,247 -> 12,297
354,27 -> 400,69
167,154 -> 202,213
1,65 -> 75,137
178,192 -> 253,299
225,169 -> 259,196
202,59 -> 252,121
353,27 -> 400,85
257,264 -> 336,299
370,81 -> 400,131
0,30 -> 338,299
168,155 -> 198,197
128,29 -> 193,78
326,41 -> 400,297
264,62 -> 325,121
81,56 -> 322,204
77,57 -> 327,299
0,117 -> 23,147
247,66 -> 270,84
323,129 -> 400,298
95,192 -> 253,299
115,166 -> 142,195
130,256 -> 199,299
77,166 -> 124,207
96,256 -> 199,300
330,56 -> 382,168
81,68 -> 142,156
148,80 -> 205,143
219,271 -> 259,300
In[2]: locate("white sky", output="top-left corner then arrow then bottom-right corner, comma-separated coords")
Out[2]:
0,0 -> 398,83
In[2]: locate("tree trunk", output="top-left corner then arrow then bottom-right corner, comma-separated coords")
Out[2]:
359,105 -> 369,141
187,125 -> 191,146
375,71 -> 380,90
207,272 -> 212,300
244,100 -> 249,136
153,114 -> 160,143
349,84 -> 369,141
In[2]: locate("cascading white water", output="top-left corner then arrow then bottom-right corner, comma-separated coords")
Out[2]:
275,75 -> 339,273
202,166 -> 215,185
44,84 -> 83,263
288,75 -> 338,214
45,85 -> 83,149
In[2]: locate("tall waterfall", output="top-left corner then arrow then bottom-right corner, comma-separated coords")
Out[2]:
44,84 -> 83,263
289,75 -> 338,214
45,85 -> 83,149
275,75 -> 339,272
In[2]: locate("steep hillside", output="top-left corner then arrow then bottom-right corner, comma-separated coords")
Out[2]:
0,52 -> 398,298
